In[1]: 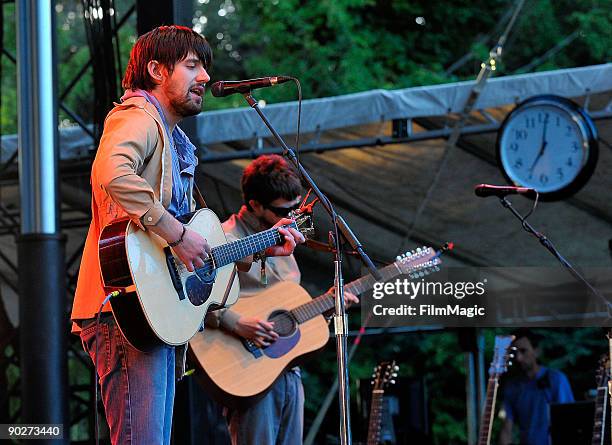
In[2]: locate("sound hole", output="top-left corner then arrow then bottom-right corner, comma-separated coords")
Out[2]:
268,310 -> 296,337
185,261 -> 216,307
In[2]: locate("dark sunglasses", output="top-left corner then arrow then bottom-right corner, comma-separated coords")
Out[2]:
265,202 -> 301,217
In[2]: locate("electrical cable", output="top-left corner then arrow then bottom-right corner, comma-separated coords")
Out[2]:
93,290 -> 120,445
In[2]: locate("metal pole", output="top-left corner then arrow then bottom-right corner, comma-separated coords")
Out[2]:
477,330 -> 487,414
465,351 -> 478,445
16,1 -> 67,442
333,258 -> 352,445
241,93 -> 354,443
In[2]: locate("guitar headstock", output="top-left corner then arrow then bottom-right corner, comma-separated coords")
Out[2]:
371,360 -> 399,391
395,246 -> 442,279
288,209 -> 315,238
489,335 -> 516,377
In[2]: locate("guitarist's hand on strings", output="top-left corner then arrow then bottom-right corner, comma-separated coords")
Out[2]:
234,316 -> 279,347
172,227 -> 212,272
265,218 -> 305,257
151,212 -> 212,272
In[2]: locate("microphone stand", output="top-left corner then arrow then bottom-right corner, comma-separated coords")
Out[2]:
242,92 -> 380,445
499,197 -> 612,314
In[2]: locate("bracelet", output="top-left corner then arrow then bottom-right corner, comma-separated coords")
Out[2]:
168,225 -> 186,247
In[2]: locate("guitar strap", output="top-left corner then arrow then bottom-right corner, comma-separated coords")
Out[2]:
193,182 -> 208,209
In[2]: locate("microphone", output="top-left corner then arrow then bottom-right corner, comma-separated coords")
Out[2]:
210,76 -> 292,97
474,184 -> 537,198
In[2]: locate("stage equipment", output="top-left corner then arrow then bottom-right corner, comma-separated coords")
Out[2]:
490,193 -> 611,314
496,95 -> 598,200
551,401 -> 596,445
474,184 -> 536,198
211,77 -> 292,97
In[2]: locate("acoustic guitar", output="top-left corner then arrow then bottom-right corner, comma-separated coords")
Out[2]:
478,335 -> 515,445
189,247 -> 441,406
98,208 -> 313,352
366,360 -> 399,445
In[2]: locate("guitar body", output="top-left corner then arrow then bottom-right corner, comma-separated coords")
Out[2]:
189,281 -> 329,406
99,208 -> 240,351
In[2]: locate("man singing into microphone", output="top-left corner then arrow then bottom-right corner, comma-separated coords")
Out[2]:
71,26 -> 304,445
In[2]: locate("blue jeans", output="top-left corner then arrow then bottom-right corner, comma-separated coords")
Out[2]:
228,369 -> 304,445
80,314 -> 175,445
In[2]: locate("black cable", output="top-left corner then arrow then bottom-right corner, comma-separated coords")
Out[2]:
521,190 -> 539,230
289,77 -> 302,164
93,290 -> 120,445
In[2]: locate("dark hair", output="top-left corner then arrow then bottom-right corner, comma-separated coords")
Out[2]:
122,25 -> 213,91
242,155 -> 303,210
511,328 -> 543,349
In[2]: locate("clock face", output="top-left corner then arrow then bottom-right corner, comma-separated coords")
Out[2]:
497,96 -> 598,199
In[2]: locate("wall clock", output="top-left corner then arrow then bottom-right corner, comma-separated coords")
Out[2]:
496,95 -> 598,200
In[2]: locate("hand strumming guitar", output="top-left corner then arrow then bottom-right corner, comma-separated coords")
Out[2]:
234,316 -> 279,348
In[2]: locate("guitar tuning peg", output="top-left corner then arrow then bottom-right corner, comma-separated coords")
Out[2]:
508,361 -> 513,366
393,365 -> 399,371
392,373 -> 398,378
390,379 -> 396,384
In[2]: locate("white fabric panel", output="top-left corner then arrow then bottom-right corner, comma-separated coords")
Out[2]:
1,63 -> 610,157
193,63 -> 612,144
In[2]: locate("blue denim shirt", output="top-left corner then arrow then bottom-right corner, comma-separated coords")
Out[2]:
120,90 -> 198,217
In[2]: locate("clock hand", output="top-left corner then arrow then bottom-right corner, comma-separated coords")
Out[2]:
528,115 -> 549,176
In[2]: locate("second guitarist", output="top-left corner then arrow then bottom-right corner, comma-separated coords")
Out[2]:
206,155 -> 358,445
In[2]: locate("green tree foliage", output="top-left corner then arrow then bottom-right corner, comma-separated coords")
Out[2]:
1,1 -> 609,133
195,0 -> 611,108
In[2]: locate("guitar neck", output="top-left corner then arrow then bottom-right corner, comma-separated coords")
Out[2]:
478,376 -> 500,445
211,223 -> 295,268
366,391 -> 385,445
609,332 -> 612,445
591,385 -> 608,445
290,260 -> 403,324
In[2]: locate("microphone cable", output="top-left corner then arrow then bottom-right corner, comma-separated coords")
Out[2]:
286,76 -> 302,165
92,290 -> 121,445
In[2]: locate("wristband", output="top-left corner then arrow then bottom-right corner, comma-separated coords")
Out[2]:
168,225 -> 186,247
